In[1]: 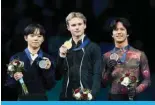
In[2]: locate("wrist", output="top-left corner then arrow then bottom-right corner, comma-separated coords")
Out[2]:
59,53 -> 66,58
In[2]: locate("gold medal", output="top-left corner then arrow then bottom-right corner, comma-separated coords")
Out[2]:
64,40 -> 72,50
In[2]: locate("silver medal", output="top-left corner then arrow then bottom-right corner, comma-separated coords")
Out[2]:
110,53 -> 119,61
39,60 -> 47,69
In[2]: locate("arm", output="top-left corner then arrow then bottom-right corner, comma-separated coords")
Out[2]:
101,54 -> 110,88
101,52 -> 117,88
41,56 -> 56,90
55,56 -> 66,80
55,45 -> 68,80
91,44 -> 102,98
5,75 -> 19,88
136,52 -> 151,93
5,55 -> 19,88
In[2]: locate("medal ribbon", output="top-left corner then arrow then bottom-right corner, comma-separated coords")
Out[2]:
112,45 -> 130,63
72,37 -> 90,51
24,48 -> 43,63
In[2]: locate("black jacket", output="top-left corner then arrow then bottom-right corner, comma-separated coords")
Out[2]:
56,37 -> 102,100
5,50 -> 56,100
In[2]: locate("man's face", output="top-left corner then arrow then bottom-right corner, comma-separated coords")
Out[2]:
24,29 -> 44,49
112,22 -> 128,43
67,17 -> 86,37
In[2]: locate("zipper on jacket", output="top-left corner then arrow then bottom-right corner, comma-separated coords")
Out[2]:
65,57 -> 69,97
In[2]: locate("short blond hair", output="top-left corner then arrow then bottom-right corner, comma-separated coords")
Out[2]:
66,12 -> 87,25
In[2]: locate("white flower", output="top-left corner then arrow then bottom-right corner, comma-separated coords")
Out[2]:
87,93 -> 93,100
19,61 -> 24,67
121,77 -> 131,86
12,62 -> 18,66
74,92 -> 81,100
83,91 -> 87,94
8,65 -> 15,71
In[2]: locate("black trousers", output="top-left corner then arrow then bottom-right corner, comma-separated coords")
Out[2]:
108,94 -> 136,101
59,93 -> 76,101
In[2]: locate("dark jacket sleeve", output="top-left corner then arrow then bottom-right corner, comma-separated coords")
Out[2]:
101,54 -> 112,88
41,55 -> 56,90
90,44 -> 102,98
4,54 -> 21,100
55,55 -> 66,80
5,54 -> 19,88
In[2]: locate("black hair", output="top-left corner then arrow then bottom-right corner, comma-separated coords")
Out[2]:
24,24 -> 45,36
110,17 -> 131,35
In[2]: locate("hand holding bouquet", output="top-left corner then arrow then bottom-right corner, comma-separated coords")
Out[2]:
119,72 -> 138,100
7,58 -> 29,95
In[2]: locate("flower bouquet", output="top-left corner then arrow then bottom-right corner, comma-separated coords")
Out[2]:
73,87 -> 93,100
119,72 -> 138,100
7,58 -> 29,95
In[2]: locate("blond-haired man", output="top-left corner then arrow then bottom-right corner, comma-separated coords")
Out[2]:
56,12 -> 102,101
